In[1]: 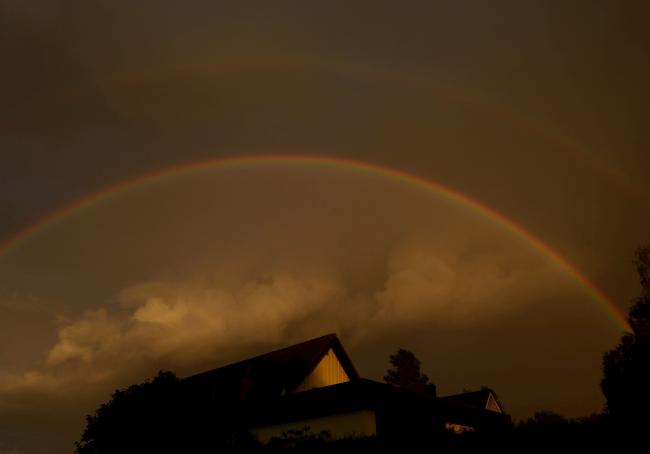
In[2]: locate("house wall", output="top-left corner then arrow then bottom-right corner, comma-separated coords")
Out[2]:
251,410 -> 377,443
294,348 -> 349,392
486,394 -> 502,413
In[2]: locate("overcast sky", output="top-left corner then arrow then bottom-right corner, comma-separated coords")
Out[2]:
1,1 -> 649,453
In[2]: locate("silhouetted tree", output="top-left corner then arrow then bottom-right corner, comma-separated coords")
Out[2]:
601,245 -> 650,427
75,370 -> 257,453
75,371 -> 183,453
384,348 -> 436,396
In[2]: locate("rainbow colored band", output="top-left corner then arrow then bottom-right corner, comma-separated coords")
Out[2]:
0,154 -> 630,331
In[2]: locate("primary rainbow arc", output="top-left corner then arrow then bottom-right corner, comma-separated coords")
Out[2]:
0,154 -> 630,331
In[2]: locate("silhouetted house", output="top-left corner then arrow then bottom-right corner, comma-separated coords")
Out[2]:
442,388 -> 504,433
444,388 -> 504,413
183,334 -> 509,443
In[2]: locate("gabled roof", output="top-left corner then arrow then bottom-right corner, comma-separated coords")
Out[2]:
442,388 -> 503,413
183,334 -> 359,404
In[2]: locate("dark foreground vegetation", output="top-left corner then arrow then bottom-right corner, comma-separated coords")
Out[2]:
75,247 -> 650,452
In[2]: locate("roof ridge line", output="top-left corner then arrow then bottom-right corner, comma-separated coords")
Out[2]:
183,333 -> 338,381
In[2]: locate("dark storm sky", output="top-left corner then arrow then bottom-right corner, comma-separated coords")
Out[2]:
1,1 -> 649,453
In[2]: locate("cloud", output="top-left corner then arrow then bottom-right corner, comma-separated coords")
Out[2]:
46,310 -> 121,366
371,242 -> 547,325
10,270 -> 344,389
0,233 -> 557,396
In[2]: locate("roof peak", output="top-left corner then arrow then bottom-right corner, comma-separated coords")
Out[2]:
182,333 -> 358,403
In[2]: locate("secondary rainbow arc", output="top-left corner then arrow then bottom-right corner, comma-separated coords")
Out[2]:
0,154 -> 630,331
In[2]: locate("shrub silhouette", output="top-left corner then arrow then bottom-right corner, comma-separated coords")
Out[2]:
75,370 -> 257,453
